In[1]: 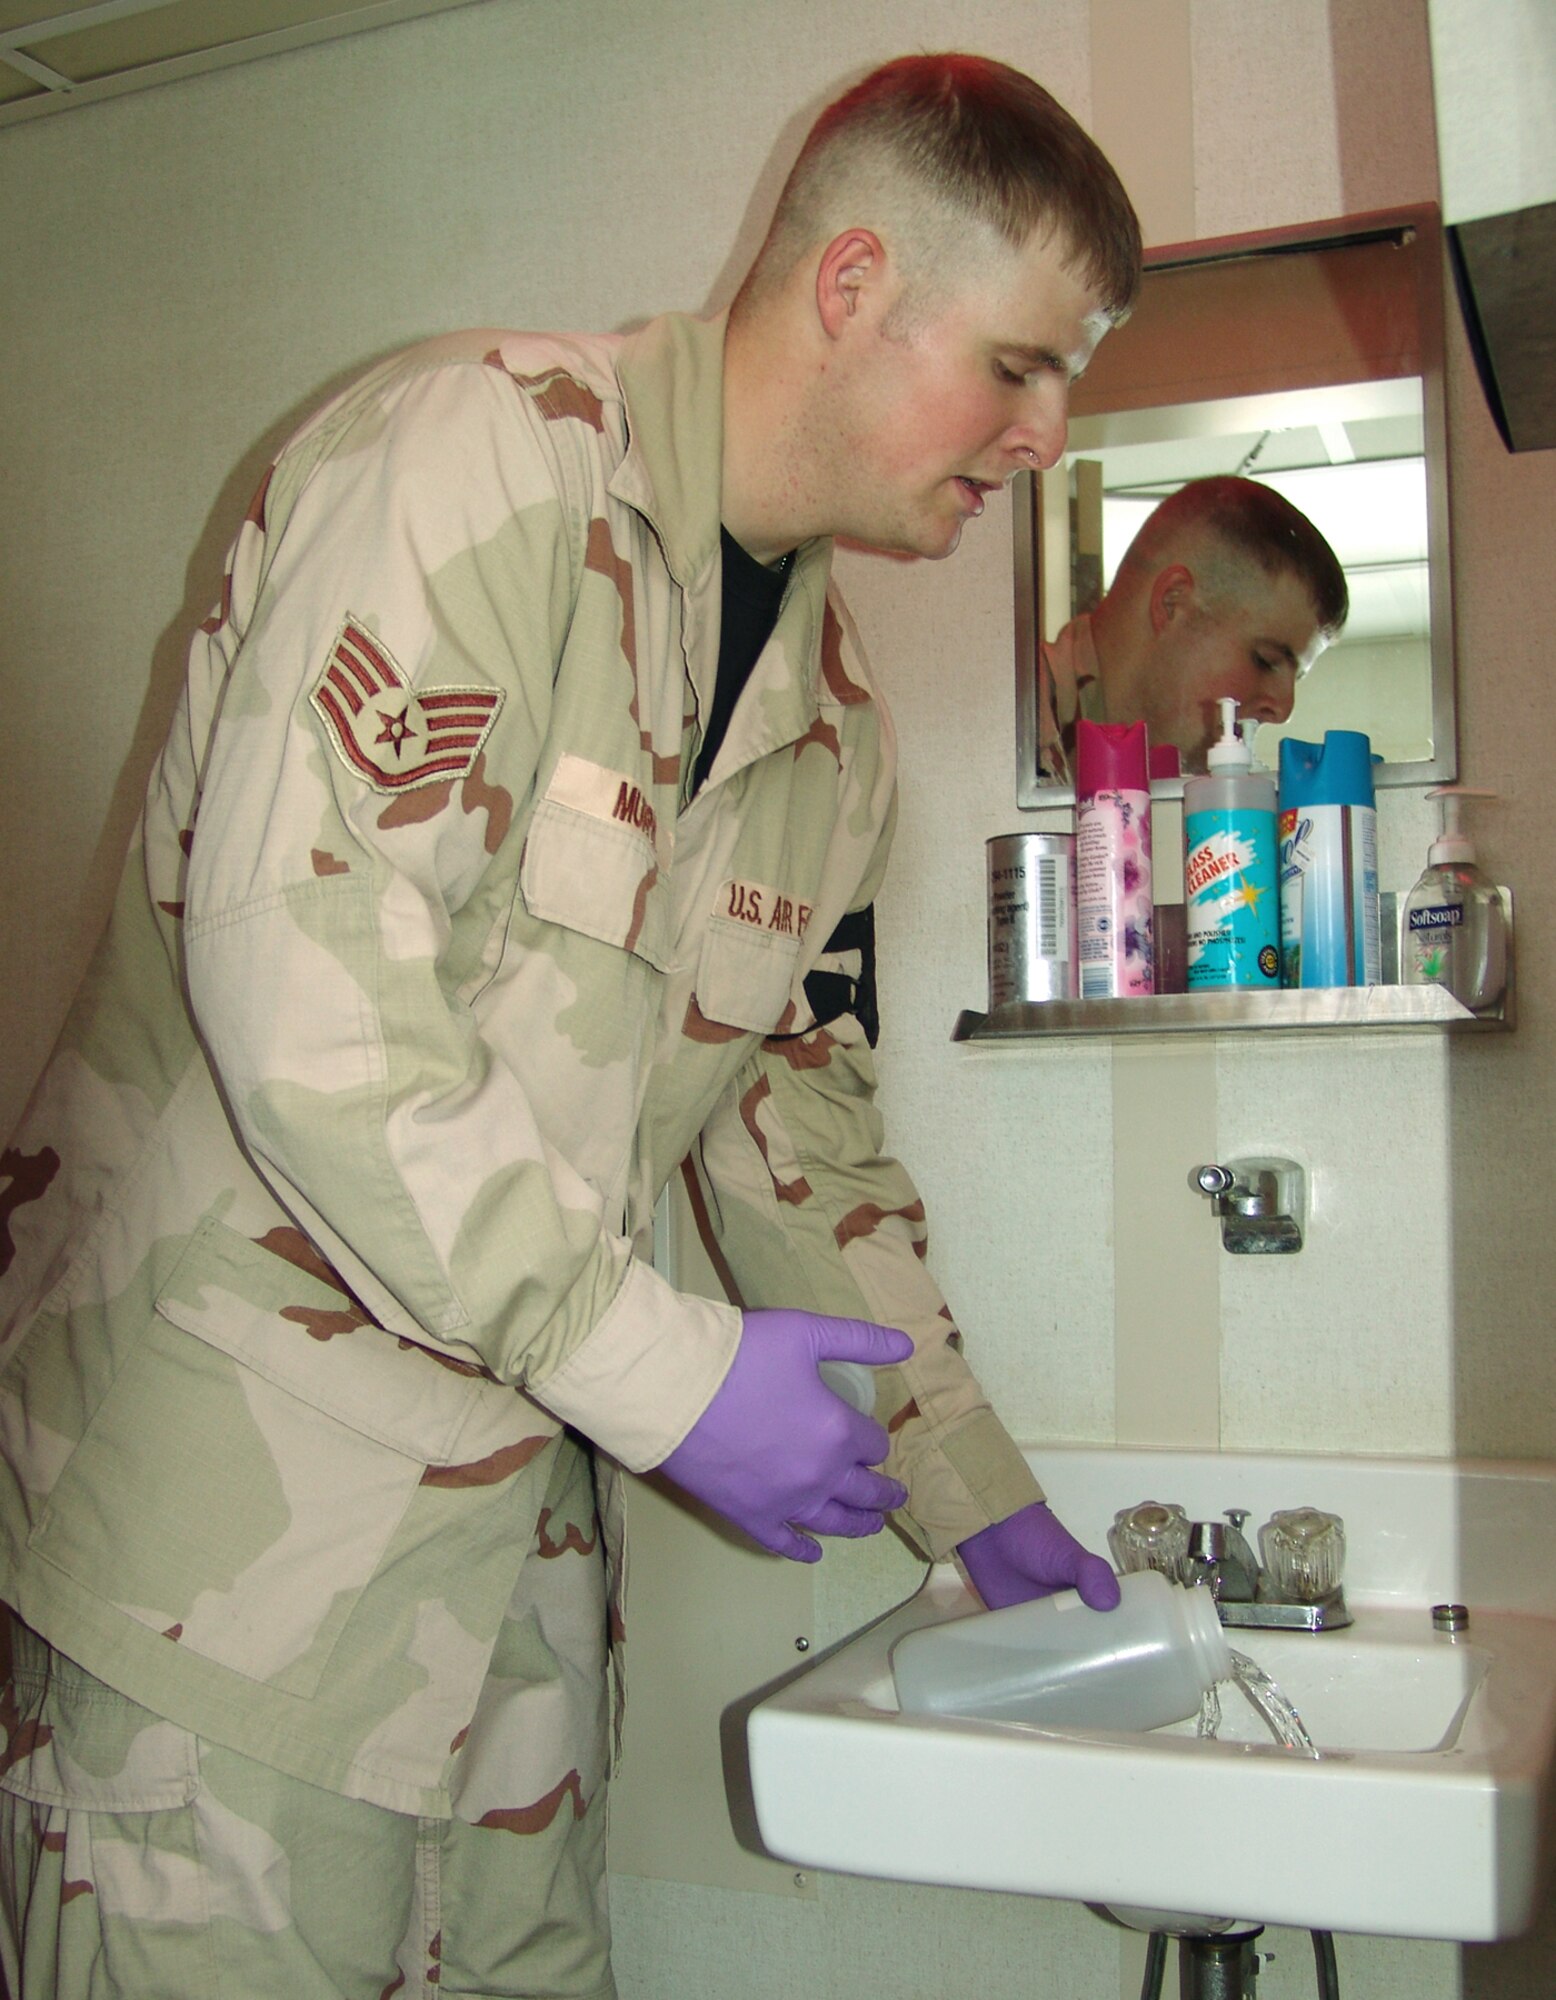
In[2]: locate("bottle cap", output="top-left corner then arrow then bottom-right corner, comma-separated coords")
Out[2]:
1205,697 -> 1251,774
1278,730 -> 1376,810
1076,718 -> 1150,799
1427,785 -> 1497,867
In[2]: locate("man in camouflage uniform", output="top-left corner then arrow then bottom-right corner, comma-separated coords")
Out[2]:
0,54 -> 1140,2000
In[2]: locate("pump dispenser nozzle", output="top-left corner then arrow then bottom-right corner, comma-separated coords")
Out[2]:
1205,697 -> 1249,773
1427,785 -> 1496,867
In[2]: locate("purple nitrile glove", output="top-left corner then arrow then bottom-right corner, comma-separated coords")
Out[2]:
658,1308 -> 913,1562
956,1499 -> 1122,1612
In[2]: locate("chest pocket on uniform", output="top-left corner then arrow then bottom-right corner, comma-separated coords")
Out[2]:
519,779 -> 671,972
694,879 -> 807,1034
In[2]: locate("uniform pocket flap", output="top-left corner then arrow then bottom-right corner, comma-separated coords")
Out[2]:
154,1214 -> 532,1467
519,784 -> 671,971
695,915 -> 803,1034
0,1660 -> 199,1812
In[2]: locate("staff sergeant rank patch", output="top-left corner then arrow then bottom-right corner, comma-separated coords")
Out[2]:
310,616 -> 504,793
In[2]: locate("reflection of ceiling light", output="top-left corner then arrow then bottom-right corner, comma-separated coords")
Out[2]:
1318,420 -> 1357,464
1332,563 -> 1430,643
1256,458 -> 1427,568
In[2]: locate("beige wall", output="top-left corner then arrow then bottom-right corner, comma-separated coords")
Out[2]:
3,2 -> 1554,1995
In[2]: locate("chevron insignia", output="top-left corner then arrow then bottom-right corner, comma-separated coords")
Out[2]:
310,617 -> 504,794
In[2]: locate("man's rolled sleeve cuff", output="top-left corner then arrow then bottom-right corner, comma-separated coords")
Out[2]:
901,1410 -> 1045,1560
531,1256 -> 742,1471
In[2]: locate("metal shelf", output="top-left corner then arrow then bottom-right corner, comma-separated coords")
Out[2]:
953,982 -> 1513,1043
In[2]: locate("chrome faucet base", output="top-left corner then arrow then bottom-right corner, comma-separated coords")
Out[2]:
1217,1593 -> 1353,1633
1116,1504 -> 1353,1633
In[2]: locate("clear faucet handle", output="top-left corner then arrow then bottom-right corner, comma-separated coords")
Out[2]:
1260,1506 -> 1346,1602
1110,1500 -> 1191,1578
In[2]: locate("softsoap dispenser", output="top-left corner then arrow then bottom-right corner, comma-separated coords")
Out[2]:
1402,786 -> 1507,1011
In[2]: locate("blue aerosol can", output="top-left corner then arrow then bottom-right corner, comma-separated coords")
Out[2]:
1277,731 -> 1380,988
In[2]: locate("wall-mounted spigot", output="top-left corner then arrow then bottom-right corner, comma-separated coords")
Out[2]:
1191,1157 -> 1305,1254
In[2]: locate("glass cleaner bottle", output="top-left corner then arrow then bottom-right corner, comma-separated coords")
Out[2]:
1183,698 -> 1279,989
1401,786 -> 1507,1011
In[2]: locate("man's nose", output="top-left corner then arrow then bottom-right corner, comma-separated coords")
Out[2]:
1006,381 -> 1069,472
1243,678 -> 1296,727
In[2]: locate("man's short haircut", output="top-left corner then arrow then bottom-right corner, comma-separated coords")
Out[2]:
1123,475 -> 1350,639
734,53 -> 1142,322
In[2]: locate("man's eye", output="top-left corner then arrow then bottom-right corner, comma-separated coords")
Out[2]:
995,362 -> 1028,386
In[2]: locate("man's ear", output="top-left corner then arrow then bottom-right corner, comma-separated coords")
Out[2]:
1148,562 -> 1196,635
816,229 -> 885,339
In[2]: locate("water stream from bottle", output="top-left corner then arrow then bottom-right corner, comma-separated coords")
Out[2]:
1198,1648 -> 1320,1758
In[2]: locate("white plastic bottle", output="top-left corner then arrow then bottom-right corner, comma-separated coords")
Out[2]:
1401,786 -> 1507,1011
890,1567 -> 1231,1732
1183,698 -> 1280,990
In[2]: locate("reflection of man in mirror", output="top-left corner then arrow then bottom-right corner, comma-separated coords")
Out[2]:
1038,474 -> 1349,777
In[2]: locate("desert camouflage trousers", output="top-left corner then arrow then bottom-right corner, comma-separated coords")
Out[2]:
0,1442 -> 616,1999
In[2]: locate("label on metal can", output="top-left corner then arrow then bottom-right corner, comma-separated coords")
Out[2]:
987,833 -> 1077,1006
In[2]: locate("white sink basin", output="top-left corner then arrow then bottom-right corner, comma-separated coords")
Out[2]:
745,1448 -> 1556,1941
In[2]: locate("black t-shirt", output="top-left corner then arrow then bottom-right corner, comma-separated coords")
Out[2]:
690,527 -> 792,794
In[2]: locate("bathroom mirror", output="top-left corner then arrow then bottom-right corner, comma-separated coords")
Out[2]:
1014,205 -> 1455,807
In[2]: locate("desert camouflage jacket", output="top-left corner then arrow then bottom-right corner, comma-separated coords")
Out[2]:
0,311 -> 1040,1814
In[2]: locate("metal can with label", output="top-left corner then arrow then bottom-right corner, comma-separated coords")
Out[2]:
986,832 -> 1077,1006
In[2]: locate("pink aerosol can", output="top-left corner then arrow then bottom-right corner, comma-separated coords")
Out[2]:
1075,719 -> 1154,997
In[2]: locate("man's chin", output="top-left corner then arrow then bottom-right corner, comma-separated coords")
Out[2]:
839,520 -> 962,562
913,509 -> 965,560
